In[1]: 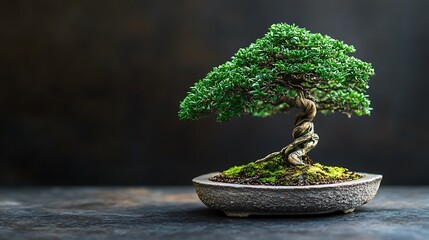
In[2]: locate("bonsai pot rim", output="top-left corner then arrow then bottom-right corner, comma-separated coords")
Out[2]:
194,172 -> 381,190
193,172 -> 382,217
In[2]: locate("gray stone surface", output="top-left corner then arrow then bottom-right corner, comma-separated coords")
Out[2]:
193,172 -> 382,216
0,186 -> 428,240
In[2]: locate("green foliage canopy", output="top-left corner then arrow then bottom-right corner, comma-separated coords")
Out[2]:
179,23 -> 374,122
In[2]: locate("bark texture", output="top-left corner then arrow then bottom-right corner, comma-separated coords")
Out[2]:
256,93 -> 319,165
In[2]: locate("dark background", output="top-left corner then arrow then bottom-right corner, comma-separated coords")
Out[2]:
1,0 -> 428,185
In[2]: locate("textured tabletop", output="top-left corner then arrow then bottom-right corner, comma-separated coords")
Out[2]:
0,186 -> 428,240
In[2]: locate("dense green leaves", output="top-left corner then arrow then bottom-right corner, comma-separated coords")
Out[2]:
179,23 -> 374,122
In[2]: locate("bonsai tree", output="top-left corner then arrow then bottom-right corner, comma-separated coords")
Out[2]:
179,23 -> 374,182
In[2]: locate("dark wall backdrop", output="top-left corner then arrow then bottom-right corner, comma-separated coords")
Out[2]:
1,0 -> 429,185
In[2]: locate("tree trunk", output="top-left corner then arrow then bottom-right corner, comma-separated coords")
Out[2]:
256,92 -> 319,165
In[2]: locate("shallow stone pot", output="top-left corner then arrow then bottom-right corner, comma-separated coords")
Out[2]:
193,172 -> 382,217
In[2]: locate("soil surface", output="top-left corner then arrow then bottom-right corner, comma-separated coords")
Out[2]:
210,173 -> 361,186
209,158 -> 362,186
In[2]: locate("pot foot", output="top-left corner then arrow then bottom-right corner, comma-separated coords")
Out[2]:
342,208 -> 355,213
224,212 -> 250,217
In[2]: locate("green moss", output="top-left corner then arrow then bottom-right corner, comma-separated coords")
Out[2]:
260,176 -> 277,183
222,165 -> 243,177
219,159 -> 361,186
222,154 -> 286,181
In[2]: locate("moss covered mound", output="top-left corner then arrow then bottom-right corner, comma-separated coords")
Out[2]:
210,155 -> 361,186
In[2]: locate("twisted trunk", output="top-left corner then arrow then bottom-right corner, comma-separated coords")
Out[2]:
255,92 -> 319,165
